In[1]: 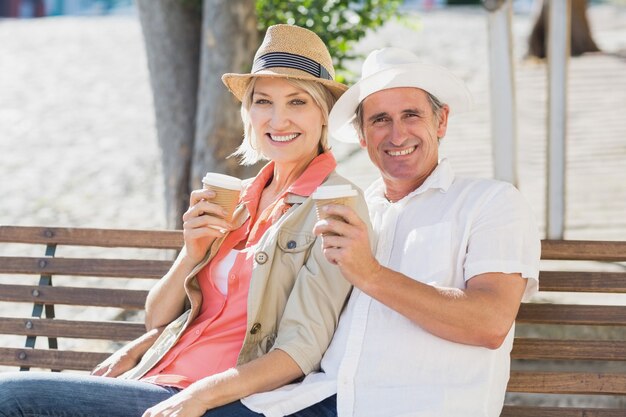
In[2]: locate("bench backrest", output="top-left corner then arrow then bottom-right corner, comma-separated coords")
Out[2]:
502,240 -> 626,416
1,226 -> 625,414
0,225 -> 181,371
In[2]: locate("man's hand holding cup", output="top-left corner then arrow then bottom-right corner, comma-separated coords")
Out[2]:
312,185 -> 378,284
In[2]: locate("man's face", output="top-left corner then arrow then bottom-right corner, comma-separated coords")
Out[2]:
359,87 -> 449,193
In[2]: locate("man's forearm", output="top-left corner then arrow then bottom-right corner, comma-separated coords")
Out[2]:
357,267 -> 527,348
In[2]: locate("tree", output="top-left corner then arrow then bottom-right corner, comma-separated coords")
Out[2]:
138,0 -> 401,229
137,0 -> 257,228
527,0 -> 600,59
136,0 -> 202,229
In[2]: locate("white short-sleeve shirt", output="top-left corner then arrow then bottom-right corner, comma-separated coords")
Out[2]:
243,159 -> 540,417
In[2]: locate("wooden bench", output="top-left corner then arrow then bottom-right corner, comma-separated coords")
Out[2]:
1,226 -> 625,415
0,225 -> 182,371
503,240 -> 626,416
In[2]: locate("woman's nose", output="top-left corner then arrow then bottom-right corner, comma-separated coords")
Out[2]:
270,107 -> 290,129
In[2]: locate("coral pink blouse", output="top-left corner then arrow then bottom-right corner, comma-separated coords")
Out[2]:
141,152 -> 336,389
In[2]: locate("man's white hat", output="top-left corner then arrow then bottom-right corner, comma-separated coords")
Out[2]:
329,47 -> 473,143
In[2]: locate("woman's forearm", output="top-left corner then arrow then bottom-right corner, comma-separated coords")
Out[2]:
190,349 -> 303,410
91,326 -> 163,377
144,247 -> 201,330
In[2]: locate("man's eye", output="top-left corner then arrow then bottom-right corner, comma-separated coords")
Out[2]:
373,117 -> 388,124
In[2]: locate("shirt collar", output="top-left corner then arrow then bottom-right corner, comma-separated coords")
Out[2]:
240,152 -> 337,212
287,152 -> 337,197
366,158 -> 455,210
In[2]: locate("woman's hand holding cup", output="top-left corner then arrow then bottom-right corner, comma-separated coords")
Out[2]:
182,173 -> 243,264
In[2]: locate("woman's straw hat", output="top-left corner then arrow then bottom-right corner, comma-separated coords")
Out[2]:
222,24 -> 347,101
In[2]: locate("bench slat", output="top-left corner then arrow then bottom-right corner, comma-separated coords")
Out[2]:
0,317 -> 146,341
511,338 -> 626,361
0,256 -> 172,278
0,347 -> 109,371
507,371 -> 626,395
541,240 -> 626,262
501,406 -> 626,417
517,304 -> 626,326
538,271 -> 626,293
0,284 -> 147,309
0,226 -> 182,249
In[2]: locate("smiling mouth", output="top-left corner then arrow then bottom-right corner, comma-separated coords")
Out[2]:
269,133 -> 300,143
386,146 -> 417,157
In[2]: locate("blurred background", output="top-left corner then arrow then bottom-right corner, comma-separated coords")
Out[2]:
1,0 -> 624,239
0,0 -> 134,16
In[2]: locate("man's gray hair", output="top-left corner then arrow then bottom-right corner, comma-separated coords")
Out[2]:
352,91 -> 446,139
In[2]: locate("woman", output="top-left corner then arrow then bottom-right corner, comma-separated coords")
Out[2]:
0,24 -> 371,417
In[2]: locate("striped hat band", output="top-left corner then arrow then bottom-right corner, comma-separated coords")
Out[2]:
252,52 -> 332,81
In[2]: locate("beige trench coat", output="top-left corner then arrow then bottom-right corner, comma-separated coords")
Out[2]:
122,171 -> 372,380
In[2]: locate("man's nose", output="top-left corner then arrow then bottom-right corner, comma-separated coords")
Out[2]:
390,120 -> 408,145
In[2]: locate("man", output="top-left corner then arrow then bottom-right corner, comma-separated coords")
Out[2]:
242,47 -> 540,417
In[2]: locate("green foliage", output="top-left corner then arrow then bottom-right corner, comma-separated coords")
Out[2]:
255,0 -> 402,83
178,0 -> 402,82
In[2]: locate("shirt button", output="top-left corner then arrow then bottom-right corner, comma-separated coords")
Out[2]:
250,322 -> 262,334
255,251 -> 268,264
287,240 -> 297,249
229,274 -> 236,281
195,329 -> 200,335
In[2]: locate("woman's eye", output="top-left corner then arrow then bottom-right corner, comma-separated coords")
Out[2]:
290,99 -> 306,105
254,98 -> 270,105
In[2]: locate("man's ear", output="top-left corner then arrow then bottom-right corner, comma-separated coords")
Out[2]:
359,136 -> 367,149
436,104 -> 450,138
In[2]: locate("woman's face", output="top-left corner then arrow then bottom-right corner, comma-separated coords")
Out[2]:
249,78 -> 324,168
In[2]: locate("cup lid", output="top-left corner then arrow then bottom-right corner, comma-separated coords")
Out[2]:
312,184 -> 358,199
202,172 -> 243,191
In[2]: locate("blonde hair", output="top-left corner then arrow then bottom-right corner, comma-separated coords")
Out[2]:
232,77 -> 337,165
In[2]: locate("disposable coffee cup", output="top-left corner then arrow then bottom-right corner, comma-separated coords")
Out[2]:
312,184 -> 358,221
201,172 -> 243,222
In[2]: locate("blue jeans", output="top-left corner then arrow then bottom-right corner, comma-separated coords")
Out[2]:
0,372 -> 337,417
0,372 -> 178,417
205,394 -> 337,417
